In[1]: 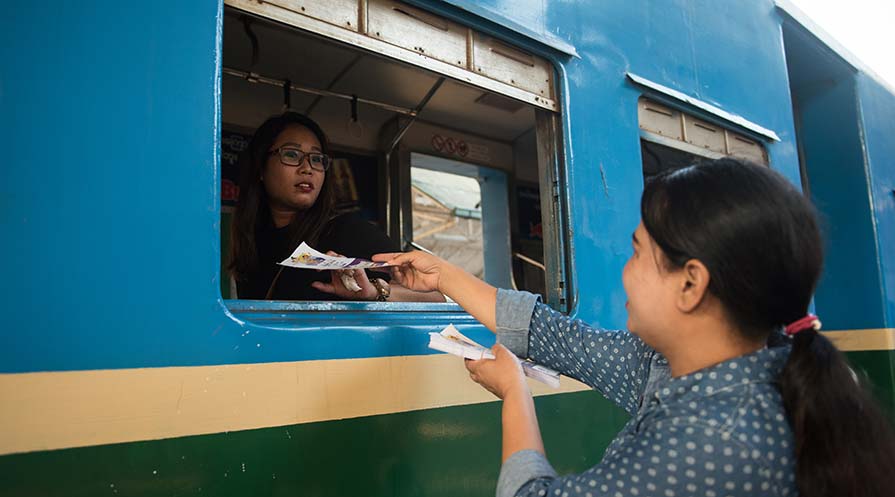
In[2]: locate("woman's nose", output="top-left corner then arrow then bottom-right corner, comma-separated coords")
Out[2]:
296,159 -> 313,174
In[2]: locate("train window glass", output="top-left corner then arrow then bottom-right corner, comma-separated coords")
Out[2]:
220,2 -> 568,312
410,166 -> 485,279
638,97 -> 769,166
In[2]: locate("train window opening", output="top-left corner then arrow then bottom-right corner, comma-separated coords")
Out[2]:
220,2 -> 568,312
410,165 -> 485,280
640,140 -> 703,180
409,154 -> 514,290
637,97 -> 769,171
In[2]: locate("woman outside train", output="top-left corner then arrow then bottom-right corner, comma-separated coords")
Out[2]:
375,159 -> 895,497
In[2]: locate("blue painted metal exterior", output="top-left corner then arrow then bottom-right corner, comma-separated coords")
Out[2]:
3,0 -> 224,373
408,0 -> 578,57
780,16 -> 892,332
1,0 -> 890,378
2,4 -> 894,497
856,74 -> 895,327
789,67 -> 884,330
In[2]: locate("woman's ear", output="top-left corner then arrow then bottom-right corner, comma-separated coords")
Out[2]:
678,259 -> 711,313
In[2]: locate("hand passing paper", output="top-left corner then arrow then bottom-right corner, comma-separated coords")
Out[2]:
279,242 -> 395,270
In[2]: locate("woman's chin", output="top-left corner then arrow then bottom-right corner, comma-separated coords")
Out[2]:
286,197 -> 317,211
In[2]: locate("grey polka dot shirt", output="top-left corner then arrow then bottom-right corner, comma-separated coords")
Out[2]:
494,289 -> 796,497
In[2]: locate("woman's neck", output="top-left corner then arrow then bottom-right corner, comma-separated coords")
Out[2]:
269,205 -> 297,228
661,315 -> 766,377
666,338 -> 763,377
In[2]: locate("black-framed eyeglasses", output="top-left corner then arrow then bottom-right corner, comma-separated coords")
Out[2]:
268,147 -> 332,172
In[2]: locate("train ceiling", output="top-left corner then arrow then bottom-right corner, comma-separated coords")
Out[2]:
222,8 -> 537,146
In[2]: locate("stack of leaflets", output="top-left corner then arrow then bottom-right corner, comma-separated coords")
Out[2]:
429,325 -> 561,388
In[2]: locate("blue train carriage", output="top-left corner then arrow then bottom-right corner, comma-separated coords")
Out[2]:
1,0 -> 893,495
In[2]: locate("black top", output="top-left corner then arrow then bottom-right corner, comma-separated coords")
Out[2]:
237,213 -> 399,301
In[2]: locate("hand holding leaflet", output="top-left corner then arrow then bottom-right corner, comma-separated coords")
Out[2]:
429,325 -> 560,388
279,242 -> 395,270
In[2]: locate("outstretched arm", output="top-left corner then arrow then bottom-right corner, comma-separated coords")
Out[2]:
465,344 -> 545,461
376,251 -> 658,414
377,252 -> 545,462
311,251 -> 446,302
374,251 -> 499,331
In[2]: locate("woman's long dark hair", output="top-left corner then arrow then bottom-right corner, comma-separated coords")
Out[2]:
641,158 -> 895,497
229,112 -> 335,281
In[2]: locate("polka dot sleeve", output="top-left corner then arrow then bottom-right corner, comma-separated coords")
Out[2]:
527,303 -> 656,415
504,420 -> 783,497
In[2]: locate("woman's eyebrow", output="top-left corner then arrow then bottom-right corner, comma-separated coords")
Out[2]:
279,143 -> 322,152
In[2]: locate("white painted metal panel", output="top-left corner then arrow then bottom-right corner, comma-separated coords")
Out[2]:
638,99 -> 683,140
727,132 -> 768,164
368,0 -> 468,68
473,33 -> 553,99
627,73 -> 780,141
684,117 -> 726,153
263,0 -> 358,31
400,120 -> 514,171
225,0 -> 558,111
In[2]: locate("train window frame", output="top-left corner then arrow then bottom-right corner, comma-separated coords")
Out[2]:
219,0 -> 573,317
637,97 -> 771,167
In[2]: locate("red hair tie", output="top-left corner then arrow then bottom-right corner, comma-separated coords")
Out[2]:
785,314 -> 822,336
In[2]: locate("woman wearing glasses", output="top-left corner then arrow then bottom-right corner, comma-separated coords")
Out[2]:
229,112 -> 442,302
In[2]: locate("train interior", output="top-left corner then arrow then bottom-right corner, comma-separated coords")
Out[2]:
636,97 -> 769,179
220,3 -> 564,308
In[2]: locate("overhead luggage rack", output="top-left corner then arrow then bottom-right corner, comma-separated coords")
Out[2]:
225,0 -> 558,112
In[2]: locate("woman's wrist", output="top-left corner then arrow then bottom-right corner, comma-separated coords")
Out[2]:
501,378 -> 531,402
370,278 -> 390,301
435,260 -> 459,296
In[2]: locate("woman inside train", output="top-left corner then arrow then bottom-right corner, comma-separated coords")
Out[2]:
229,111 -> 443,302
374,158 -> 895,497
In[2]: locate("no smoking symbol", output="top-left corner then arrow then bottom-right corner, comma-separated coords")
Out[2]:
431,134 -> 445,151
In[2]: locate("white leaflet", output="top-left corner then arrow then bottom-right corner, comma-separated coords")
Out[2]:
428,324 -> 560,388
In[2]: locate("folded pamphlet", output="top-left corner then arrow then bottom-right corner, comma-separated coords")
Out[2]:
429,324 -> 561,388
279,242 -> 394,270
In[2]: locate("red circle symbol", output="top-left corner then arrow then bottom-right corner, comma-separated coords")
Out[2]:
457,140 -> 469,157
431,134 -> 445,152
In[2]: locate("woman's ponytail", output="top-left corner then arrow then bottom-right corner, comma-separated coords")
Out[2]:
642,158 -> 895,497
780,329 -> 895,497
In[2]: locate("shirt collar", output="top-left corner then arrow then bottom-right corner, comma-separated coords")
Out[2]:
654,340 -> 791,403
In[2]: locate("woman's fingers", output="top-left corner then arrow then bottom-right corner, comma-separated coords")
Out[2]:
372,252 -> 405,263
311,280 -> 337,294
371,251 -> 442,292
389,266 -> 406,286
338,271 -> 363,292
465,357 -> 480,373
373,251 -> 425,270
351,268 -> 371,285
465,358 -> 484,384
461,344 -> 526,399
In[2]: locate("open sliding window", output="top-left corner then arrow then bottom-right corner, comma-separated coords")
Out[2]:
221,0 -> 570,315
630,73 -> 775,180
